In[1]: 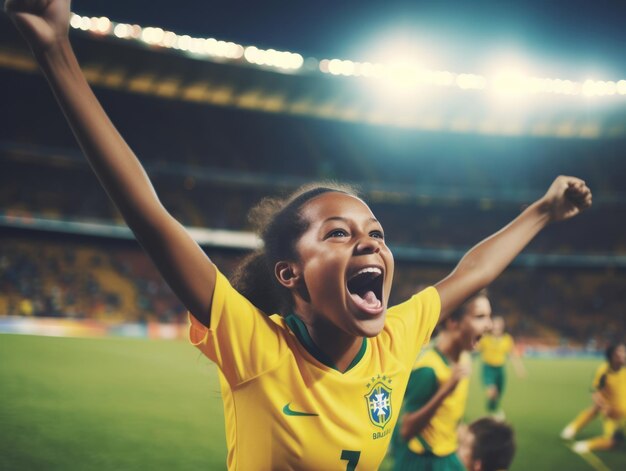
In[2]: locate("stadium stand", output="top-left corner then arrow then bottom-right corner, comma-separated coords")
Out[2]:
1,14 -> 625,347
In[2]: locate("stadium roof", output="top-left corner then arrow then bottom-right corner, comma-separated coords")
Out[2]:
6,1 -> 626,72
2,4 -> 626,139
71,0 -> 626,77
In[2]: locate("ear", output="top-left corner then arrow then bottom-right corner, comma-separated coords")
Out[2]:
275,261 -> 301,289
444,317 -> 459,331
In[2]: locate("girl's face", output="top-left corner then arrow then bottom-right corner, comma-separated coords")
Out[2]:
458,296 -> 493,351
456,425 -> 476,470
292,192 -> 394,337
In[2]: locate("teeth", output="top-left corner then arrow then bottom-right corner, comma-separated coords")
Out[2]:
350,267 -> 382,279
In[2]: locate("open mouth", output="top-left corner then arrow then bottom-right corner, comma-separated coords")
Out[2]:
347,266 -> 384,313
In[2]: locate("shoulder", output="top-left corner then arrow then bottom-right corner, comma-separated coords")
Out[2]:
381,287 -> 441,361
385,286 -> 441,336
388,286 -> 440,316
415,348 -> 447,373
596,362 -> 609,375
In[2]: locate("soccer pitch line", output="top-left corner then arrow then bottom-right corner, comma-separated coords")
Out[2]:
566,445 -> 611,471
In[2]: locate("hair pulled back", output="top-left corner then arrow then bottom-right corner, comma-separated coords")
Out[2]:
446,288 -> 489,323
231,182 -> 358,315
606,342 -> 625,361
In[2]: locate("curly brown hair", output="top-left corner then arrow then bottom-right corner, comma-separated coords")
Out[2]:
230,182 -> 358,315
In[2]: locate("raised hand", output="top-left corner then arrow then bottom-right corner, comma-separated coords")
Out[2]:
443,362 -> 471,393
540,175 -> 593,222
5,0 -> 71,52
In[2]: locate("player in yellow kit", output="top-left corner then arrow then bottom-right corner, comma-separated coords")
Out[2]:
477,316 -> 525,419
5,0 -> 593,468
571,343 -> 626,455
560,404 -> 600,441
391,291 -> 493,470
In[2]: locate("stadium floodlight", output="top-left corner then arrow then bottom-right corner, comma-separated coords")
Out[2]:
67,12 -> 625,99
113,24 -> 131,39
244,46 -> 303,70
582,79 -> 616,97
78,16 -> 90,32
140,27 -> 165,46
492,69 -> 531,95
383,61 -> 423,89
456,73 -> 487,90
95,17 -> 111,35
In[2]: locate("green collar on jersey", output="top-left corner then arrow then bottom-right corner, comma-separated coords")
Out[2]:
434,347 -> 450,366
285,314 -> 367,373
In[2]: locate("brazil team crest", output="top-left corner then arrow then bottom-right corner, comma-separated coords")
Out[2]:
364,380 -> 392,429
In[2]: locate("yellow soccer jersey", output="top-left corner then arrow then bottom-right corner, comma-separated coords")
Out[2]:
593,362 -> 626,417
190,269 -> 440,470
402,349 -> 471,457
478,333 -> 514,367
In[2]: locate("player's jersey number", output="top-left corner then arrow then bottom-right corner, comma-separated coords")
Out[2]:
340,450 -> 361,471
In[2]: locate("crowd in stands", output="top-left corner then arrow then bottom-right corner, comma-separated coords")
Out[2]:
1,237 -> 623,345
4,156 -> 626,255
2,63 -> 625,345
0,239 -> 188,323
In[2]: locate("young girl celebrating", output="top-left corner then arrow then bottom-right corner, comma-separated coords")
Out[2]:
5,1 -> 592,469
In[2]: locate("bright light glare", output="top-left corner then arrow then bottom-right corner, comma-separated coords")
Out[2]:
457,74 -> 486,89
69,14 -> 81,30
67,10 -> 626,98
492,69 -> 530,95
113,24 -> 130,39
583,79 -> 618,97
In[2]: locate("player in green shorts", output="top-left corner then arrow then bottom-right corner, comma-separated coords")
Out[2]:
477,316 -> 525,419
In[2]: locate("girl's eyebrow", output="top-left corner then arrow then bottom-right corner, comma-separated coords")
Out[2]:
322,216 -> 379,224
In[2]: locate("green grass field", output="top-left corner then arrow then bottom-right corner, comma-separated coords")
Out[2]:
1,334 -> 624,470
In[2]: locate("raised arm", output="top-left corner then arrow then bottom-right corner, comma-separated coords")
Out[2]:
5,0 -> 216,324
435,175 -> 591,322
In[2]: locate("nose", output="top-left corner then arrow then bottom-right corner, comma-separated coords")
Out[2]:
355,235 -> 381,255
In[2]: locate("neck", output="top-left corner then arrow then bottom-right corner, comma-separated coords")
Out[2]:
436,332 -> 463,362
294,312 -> 363,372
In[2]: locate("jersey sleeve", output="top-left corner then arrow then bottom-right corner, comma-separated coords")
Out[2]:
592,364 -> 608,391
384,286 -> 441,365
403,367 -> 439,412
189,269 -> 288,386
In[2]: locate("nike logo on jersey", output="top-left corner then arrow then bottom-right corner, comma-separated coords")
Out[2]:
282,402 -> 319,417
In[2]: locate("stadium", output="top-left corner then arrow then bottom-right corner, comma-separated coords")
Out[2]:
1,1 -> 625,470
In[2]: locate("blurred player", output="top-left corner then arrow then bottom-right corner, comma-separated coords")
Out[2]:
5,0 -> 594,468
571,342 -> 626,454
560,405 -> 600,441
457,418 -> 516,471
477,315 -> 526,419
391,291 -> 492,470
